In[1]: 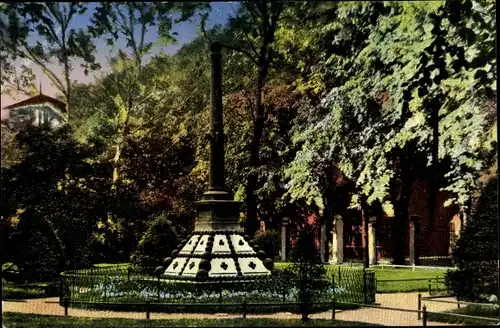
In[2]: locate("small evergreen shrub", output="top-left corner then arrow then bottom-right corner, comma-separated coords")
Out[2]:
130,212 -> 181,274
253,229 -> 281,259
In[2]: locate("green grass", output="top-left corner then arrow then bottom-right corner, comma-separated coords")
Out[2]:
427,305 -> 500,326
274,262 -> 447,293
88,262 -> 447,294
2,312 -> 381,327
2,285 -> 46,300
2,282 -> 59,300
93,263 -> 131,269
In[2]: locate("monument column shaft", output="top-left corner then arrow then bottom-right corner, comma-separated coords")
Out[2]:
209,44 -> 225,191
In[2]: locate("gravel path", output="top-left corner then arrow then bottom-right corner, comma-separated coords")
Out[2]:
2,293 -> 460,326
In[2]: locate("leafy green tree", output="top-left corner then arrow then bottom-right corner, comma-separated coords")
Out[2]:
1,126 -> 109,279
89,2 -> 208,189
284,0 -> 496,263
203,1 -> 291,236
1,3 -> 101,121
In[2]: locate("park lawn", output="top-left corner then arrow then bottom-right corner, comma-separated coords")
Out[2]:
2,285 -> 46,300
93,263 -> 131,269
2,282 -> 59,300
274,262 -> 448,293
90,262 -> 448,293
2,312 -> 381,327
427,305 -> 500,325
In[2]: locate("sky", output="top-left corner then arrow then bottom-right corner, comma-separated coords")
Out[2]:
1,2 -> 239,117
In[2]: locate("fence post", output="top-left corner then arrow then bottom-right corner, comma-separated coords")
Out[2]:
331,297 -> 336,320
146,300 -> 150,320
282,272 -> 287,302
103,276 -> 107,302
242,300 -> 247,319
59,277 -> 63,300
363,268 -> 367,304
428,279 -> 431,295
338,266 -> 341,284
417,293 -> 422,320
63,296 -> 69,316
72,275 -> 75,301
157,277 -> 161,302
127,267 -> 131,282
422,305 -> 427,326
219,278 -> 222,304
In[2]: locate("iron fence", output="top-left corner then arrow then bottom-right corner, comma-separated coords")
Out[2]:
59,266 -> 376,311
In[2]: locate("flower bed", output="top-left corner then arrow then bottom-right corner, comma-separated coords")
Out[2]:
60,267 -> 374,313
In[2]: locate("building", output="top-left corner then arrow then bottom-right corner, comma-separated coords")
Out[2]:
1,87 -> 67,130
277,179 -> 463,266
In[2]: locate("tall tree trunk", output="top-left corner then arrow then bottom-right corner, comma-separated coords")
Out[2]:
428,100 -> 439,231
245,77 -> 267,237
391,154 -> 415,265
244,2 -> 271,237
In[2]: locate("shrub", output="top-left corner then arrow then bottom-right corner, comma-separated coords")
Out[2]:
288,226 -> 327,321
253,229 -> 281,259
446,177 -> 499,302
130,212 -> 181,274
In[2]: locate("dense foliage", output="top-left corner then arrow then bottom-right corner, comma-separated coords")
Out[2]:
446,177 -> 499,302
130,212 -> 183,273
1,0 -> 496,280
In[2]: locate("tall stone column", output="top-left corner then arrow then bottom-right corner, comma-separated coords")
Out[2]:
409,215 -> 421,266
329,215 -> 343,264
320,223 -> 327,263
368,217 -> 377,265
281,217 -> 290,261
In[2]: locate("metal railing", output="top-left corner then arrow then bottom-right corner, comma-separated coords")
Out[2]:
60,266 -> 376,306
418,293 -> 500,325
50,293 -> 500,326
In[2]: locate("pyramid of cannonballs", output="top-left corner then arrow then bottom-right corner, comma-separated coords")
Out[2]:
159,42 -> 273,280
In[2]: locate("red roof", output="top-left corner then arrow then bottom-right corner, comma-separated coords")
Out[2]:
3,94 -> 67,113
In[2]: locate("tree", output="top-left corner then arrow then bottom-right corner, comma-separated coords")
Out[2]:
89,2 -> 208,189
202,1 -> 290,236
288,226 -> 326,321
1,126 -> 109,279
284,0 -> 496,264
1,3 -> 101,121
446,176 -> 498,302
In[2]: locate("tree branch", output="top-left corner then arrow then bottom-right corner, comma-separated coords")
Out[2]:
21,44 -> 66,93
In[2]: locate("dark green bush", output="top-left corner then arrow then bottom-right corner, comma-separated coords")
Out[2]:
446,177 -> 499,302
289,226 -> 327,321
253,229 -> 281,259
130,212 -> 181,274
